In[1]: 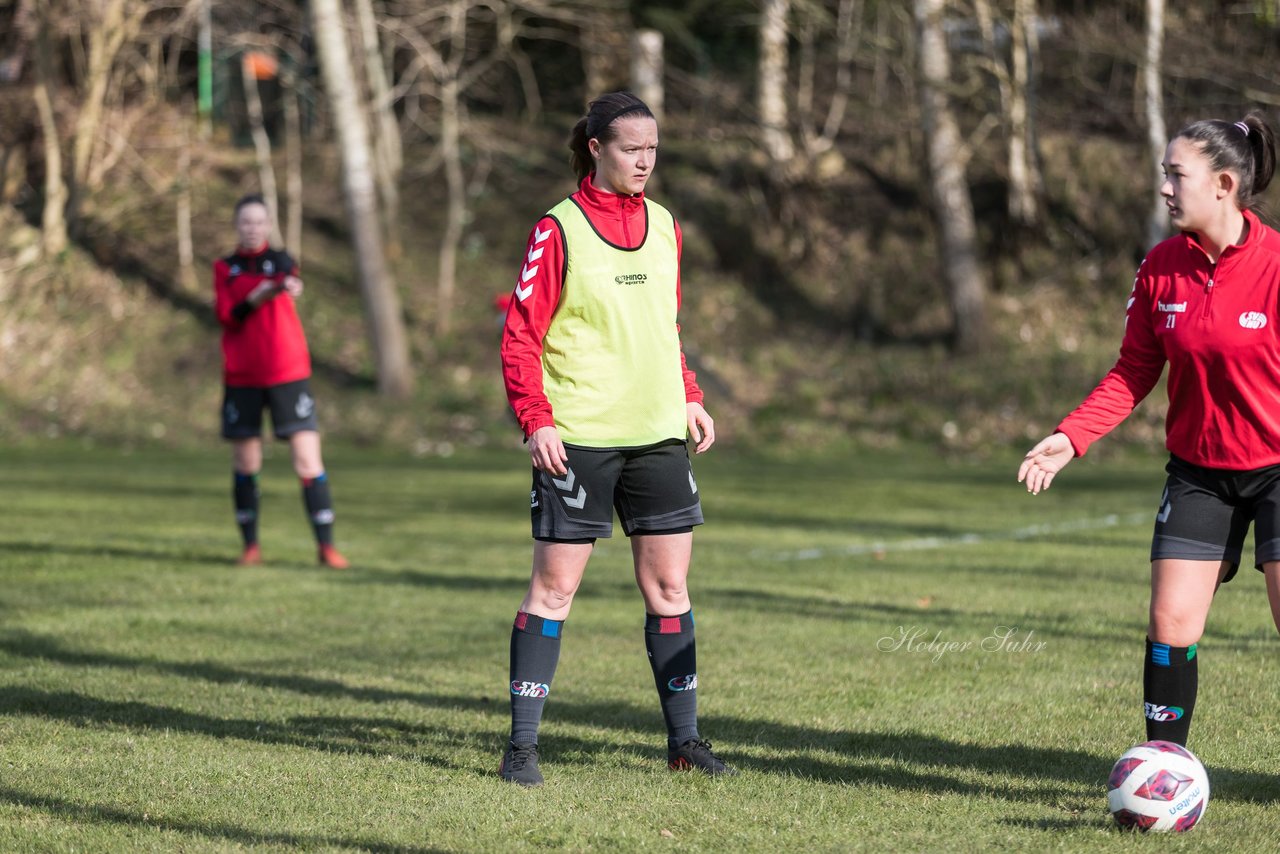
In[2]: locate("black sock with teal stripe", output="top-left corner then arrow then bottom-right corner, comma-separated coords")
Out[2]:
645,610 -> 700,749
1144,638 -> 1197,745
509,611 -> 563,746
233,471 -> 259,546
300,473 -> 335,545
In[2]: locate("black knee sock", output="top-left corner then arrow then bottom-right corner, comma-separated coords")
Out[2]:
300,473 -> 335,546
645,610 -> 700,749
509,611 -> 563,746
233,471 -> 259,546
1144,638 -> 1198,745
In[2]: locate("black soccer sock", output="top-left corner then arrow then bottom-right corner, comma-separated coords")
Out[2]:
645,610 -> 700,749
1144,638 -> 1198,746
233,471 -> 260,546
509,611 -> 563,746
300,473 -> 335,546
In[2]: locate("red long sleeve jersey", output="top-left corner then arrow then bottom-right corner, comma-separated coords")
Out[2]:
213,245 -> 311,387
500,176 -> 703,438
1058,209 -> 1280,469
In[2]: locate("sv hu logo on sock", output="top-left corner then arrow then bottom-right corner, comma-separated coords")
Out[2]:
667,674 -> 698,692
1144,702 -> 1184,722
510,680 -> 549,698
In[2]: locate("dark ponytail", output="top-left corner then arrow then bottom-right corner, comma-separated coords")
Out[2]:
1175,111 -> 1277,210
568,91 -> 655,183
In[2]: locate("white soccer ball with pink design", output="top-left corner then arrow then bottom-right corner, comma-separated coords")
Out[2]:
1106,740 -> 1209,832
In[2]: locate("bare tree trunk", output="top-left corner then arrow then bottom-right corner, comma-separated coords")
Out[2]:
0,0 -> 36,83
176,107 -> 195,291
437,77 -> 464,338
631,29 -> 663,122
311,0 -> 413,398
759,0 -> 794,165
353,0 -> 401,257
1008,0 -> 1039,225
916,0 -> 986,354
814,0 -> 860,152
282,65 -> 303,261
240,51 -> 283,246
353,0 -> 401,174
796,10 -> 814,130
973,0 -> 1010,125
581,1 -> 631,97
872,1 -> 889,108
497,4 -> 541,120
32,2 -> 67,256
1144,0 -> 1168,250
67,0 -> 141,231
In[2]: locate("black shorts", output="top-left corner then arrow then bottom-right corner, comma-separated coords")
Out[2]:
530,439 -> 704,541
221,378 -> 319,440
1150,454 -> 1280,581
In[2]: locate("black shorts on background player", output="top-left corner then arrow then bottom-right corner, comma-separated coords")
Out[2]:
530,439 -> 703,541
221,378 -> 319,439
1151,454 -> 1280,579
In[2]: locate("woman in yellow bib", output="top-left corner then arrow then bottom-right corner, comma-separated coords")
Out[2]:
497,91 -> 731,786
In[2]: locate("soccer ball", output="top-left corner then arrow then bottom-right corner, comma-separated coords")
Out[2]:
1106,740 -> 1209,832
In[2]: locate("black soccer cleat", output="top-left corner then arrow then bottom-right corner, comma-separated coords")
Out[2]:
499,742 -> 543,787
667,738 -> 738,776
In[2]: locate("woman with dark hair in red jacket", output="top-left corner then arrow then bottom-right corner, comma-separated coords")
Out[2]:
214,194 -> 348,570
1020,112 -> 1279,748
496,92 -> 732,786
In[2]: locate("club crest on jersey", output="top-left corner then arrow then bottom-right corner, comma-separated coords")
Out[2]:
1239,311 -> 1268,330
263,258 -> 276,275
229,264 -> 242,276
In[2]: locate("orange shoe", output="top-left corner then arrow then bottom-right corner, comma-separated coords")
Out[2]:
318,543 -> 349,570
236,543 -> 262,566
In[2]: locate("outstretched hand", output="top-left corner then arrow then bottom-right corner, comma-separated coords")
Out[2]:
1017,432 -> 1075,494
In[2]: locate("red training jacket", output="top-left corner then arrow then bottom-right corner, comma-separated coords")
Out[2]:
213,245 -> 312,387
500,175 -> 703,439
1058,208 -> 1280,469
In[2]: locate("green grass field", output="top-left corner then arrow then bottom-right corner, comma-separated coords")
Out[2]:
3,441 -> 1279,852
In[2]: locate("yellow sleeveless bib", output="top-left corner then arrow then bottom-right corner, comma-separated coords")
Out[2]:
541,196 -> 687,446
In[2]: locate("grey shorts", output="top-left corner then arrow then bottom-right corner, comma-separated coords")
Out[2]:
1151,454 -> 1280,582
221,379 -> 319,440
530,439 -> 704,541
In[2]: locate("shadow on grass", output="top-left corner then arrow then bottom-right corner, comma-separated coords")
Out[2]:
0,682 -> 1093,802
0,685 -> 488,772
0,787 -> 443,853
5,632 -> 1278,805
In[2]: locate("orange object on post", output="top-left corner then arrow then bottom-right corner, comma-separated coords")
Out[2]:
242,51 -> 278,81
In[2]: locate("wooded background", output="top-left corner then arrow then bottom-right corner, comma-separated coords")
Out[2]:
4,1 -> 1280,450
